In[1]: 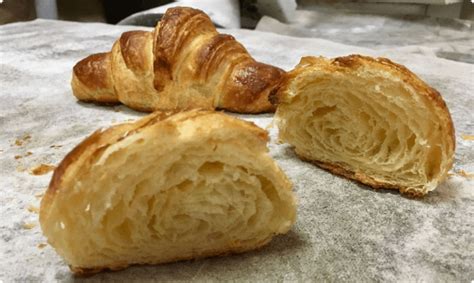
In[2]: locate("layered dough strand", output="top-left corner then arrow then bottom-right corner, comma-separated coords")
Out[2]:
273,55 -> 455,196
40,110 -> 296,275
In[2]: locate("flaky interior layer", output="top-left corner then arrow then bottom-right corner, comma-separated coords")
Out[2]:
277,71 -> 451,193
43,124 -> 293,268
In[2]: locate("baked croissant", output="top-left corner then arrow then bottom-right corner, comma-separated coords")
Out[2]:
272,55 -> 455,196
39,110 -> 296,275
71,7 -> 284,113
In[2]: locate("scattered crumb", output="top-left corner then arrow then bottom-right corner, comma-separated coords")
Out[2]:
29,164 -> 55,176
50,145 -> 62,149
27,205 -> 40,214
461,134 -> 474,141
0,149 -> 4,153
35,192 -> 44,199
16,165 -> 27,172
14,151 -> 32,160
113,107 -> 121,112
22,222 -> 36,229
37,243 -> 47,249
457,169 -> 474,179
450,169 -> 474,179
14,134 -> 32,147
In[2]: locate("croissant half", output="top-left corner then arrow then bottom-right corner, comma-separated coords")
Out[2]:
273,55 -> 455,196
39,110 -> 296,275
71,7 -> 284,113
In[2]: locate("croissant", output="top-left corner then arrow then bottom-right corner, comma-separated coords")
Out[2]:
71,7 -> 284,113
39,110 -> 296,275
272,55 -> 455,197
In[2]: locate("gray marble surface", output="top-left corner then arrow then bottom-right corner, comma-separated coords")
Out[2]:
0,19 -> 473,282
256,9 -> 474,64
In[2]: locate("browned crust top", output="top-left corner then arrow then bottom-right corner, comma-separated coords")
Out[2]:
222,62 -> 284,113
153,7 -> 216,91
119,30 -> 151,74
195,34 -> 247,81
72,52 -> 111,89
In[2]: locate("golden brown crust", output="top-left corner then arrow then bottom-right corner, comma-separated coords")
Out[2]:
119,31 -> 151,74
71,52 -> 118,104
71,7 -> 284,114
71,237 -> 271,276
222,61 -> 283,113
300,155 -> 425,198
275,54 -> 455,196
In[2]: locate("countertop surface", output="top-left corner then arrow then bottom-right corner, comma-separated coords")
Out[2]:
0,19 -> 473,282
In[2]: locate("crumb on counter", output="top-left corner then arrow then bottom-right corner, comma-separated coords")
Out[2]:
16,165 -> 27,173
22,222 -> 36,229
450,169 -> 474,179
35,192 -> 44,199
29,164 -> 55,176
14,134 -> 32,147
27,205 -> 40,213
37,243 -> 47,249
461,134 -> 474,141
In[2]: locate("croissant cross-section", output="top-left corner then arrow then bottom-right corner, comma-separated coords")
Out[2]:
273,55 -> 455,196
39,110 -> 296,275
71,7 -> 284,114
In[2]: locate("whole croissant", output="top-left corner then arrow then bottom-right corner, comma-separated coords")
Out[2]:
71,7 -> 284,113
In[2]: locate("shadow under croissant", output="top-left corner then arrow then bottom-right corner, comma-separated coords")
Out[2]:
76,100 -> 145,118
69,230 -> 307,281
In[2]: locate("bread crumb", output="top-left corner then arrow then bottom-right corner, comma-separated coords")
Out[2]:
457,169 -> 473,179
461,134 -> 474,141
29,164 -> 55,175
50,145 -> 62,149
35,192 -> 44,199
22,222 -> 36,229
114,107 -> 121,112
37,243 -> 47,249
14,155 -> 22,159
25,151 -> 33,156
27,205 -> 40,213
16,165 -> 27,172
14,134 -> 32,147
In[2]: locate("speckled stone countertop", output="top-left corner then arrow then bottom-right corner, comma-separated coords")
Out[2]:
0,19 -> 473,282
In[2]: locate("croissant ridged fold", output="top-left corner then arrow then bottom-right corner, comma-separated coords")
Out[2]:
39,110 -> 296,275
273,55 -> 455,196
71,7 -> 284,113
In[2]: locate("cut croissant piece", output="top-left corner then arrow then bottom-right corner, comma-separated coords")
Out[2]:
39,110 -> 296,275
273,55 -> 455,196
71,7 -> 284,114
